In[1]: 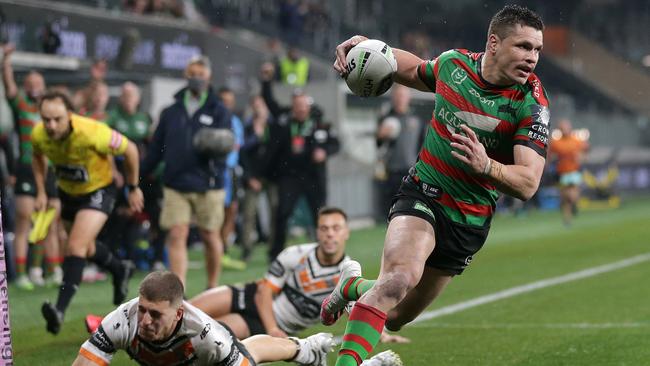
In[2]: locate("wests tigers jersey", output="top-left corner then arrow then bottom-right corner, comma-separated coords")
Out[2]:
265,243 -> 349,334
79,298 -> 251,366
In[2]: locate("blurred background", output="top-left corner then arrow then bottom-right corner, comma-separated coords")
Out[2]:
0,0 -> 648,264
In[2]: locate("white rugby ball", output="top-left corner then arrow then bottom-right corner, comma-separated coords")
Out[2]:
345,39 -> 397,97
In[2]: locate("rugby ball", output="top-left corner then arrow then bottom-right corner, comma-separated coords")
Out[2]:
344,39 -> 397,97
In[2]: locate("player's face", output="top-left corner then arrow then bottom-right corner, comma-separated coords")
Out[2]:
317,213 -> 349,258
492,24 -> 543,85
40,99 -> 72,141
137,297 -> 183,342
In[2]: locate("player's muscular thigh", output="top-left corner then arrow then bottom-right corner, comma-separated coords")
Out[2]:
372,216 -> 435,302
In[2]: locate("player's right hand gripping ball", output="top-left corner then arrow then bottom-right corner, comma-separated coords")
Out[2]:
344,39 -> 397,97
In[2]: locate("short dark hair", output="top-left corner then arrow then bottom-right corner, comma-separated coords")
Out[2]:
488,5 -> 544,39
139,271 -> 184,307
38,90 -> 75,111
318,206 -> 348,222
217,86 -> 233,95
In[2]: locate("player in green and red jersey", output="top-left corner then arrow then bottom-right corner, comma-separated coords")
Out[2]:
2,44 -> 62,289
321,5 -> 549,366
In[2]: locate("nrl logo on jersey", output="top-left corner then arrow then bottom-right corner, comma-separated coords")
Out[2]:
530,105 -> 550,126
451,67 -> 468,84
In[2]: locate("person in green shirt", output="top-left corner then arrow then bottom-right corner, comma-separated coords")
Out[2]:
2,43 -> 62,289
107,82 -> 151,143
105,82 -> 154,266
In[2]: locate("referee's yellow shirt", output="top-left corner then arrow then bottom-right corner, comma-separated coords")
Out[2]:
32,113 -> 129,196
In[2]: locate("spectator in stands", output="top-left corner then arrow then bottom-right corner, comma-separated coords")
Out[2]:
105,82 -> 153,266
375,85 -> 426,221
239,95 -> 276,262
82,81 -> 110,122
2,44 -> 62,289
277,47 -> 310,87
73,59 -> 108,112
548,119 -> 589,226
216,87 -> 245,268
141,55 -> 231,288
260,62 -> 340,262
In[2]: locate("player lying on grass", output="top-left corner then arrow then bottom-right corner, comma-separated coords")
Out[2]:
75,271 -> 402,366
189,207 -> 408,344
73,271 -> 335,366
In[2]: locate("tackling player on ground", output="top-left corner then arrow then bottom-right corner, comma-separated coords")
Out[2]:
74,271 -> 400,366
73,271 -> 335,366
322,5 -> 550,366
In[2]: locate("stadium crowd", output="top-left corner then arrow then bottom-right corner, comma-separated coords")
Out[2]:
0,41 -> 341,294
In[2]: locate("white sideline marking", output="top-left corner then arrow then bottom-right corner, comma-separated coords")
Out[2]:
414,252 -> 650,323
411,322 -> 650,329
333,252 -> 650,344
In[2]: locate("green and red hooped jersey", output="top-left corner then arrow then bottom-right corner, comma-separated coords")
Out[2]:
415,49 -> 550,227
8,90 -> 40,165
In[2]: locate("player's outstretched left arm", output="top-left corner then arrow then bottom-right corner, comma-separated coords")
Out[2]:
333,35 -> 429,92
451,124 -> 544,201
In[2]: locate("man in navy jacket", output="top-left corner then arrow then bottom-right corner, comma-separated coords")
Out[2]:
141,56 -> 231,288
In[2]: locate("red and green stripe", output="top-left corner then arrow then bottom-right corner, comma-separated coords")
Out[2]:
341,277 -> 375,301
336,302 -> 386,366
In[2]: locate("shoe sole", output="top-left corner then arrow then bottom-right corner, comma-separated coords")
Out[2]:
41,303 -> 61,335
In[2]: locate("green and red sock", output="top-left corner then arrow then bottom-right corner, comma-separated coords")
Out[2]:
30,243 -> 44,269
336,302 -> 386,366
16,256 -> 27,276
46,256 -> 63,276
340,277 -> 375,301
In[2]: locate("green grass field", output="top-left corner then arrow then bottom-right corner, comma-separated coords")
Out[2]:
9,196 -> 650,365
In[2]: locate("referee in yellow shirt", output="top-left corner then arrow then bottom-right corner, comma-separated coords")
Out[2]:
31,91 -> 144,335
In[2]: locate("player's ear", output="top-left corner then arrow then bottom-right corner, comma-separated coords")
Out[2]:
487,34 -> 500,54
176,306 -> 184,321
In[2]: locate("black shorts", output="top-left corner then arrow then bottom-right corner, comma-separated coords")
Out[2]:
14,163 -> 58,198
228,282 -> 266,335
59,184 -> 117,222
388,175 -> 491,275
217,321 -> 257,366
